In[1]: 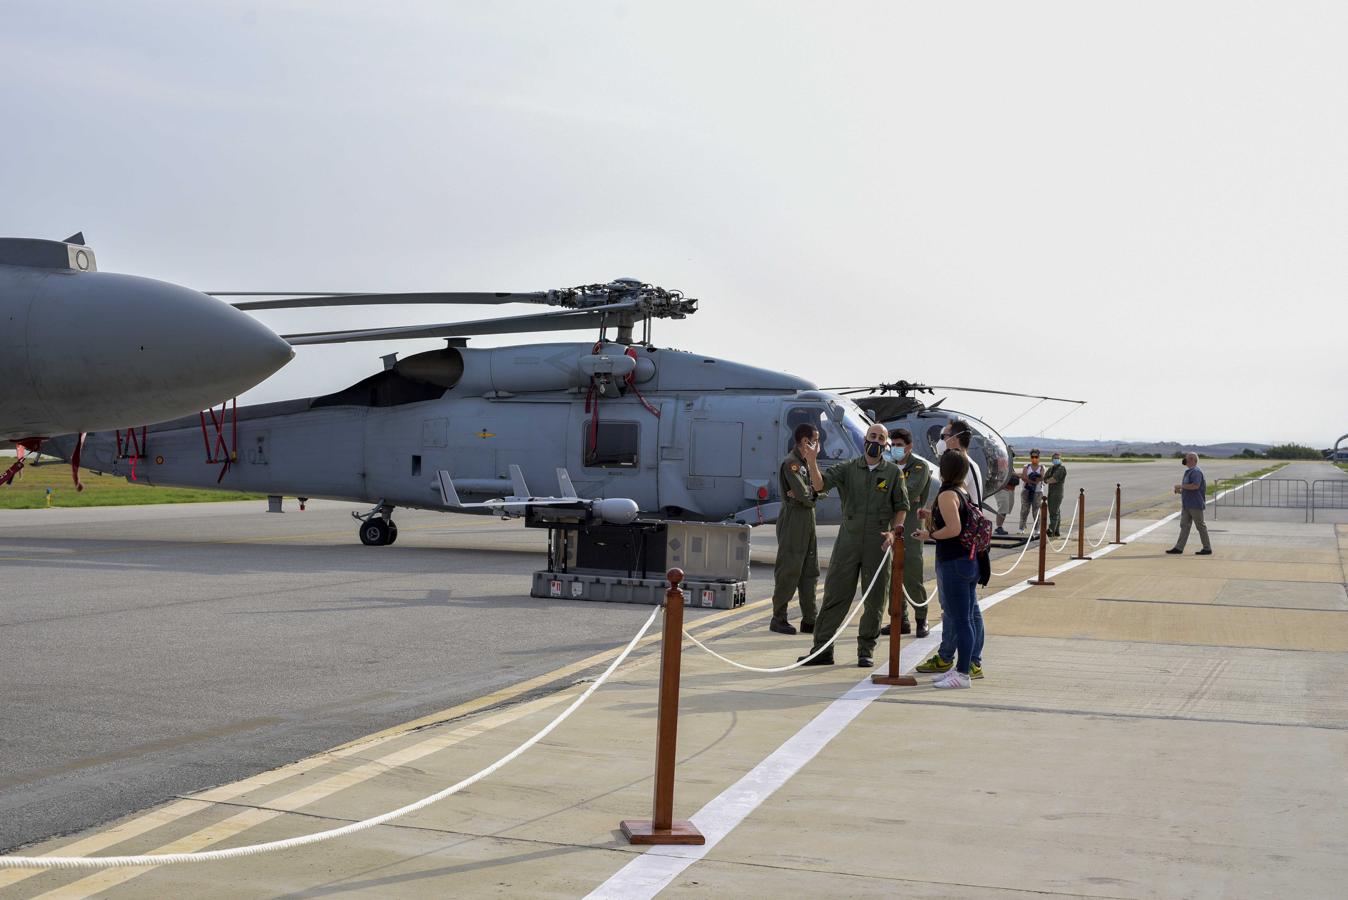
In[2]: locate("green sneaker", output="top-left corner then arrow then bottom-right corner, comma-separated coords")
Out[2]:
970,663 -> 984,679
915,654 -> 953,674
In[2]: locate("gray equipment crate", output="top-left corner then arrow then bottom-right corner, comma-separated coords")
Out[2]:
531,571 -> 746,610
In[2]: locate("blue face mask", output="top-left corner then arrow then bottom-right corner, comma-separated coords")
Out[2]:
884,446 -> 907,462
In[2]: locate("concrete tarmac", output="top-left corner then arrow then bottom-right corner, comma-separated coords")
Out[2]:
4,474 -> 1345,897
0,501 -> 656,852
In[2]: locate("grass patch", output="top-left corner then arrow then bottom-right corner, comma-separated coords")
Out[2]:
0,458 -> 262,509
1206,462 -> 1289,496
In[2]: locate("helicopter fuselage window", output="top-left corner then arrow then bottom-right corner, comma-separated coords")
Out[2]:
585,420 -> 639,468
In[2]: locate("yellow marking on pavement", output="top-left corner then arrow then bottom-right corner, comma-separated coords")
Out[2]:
33,604 -> 783,896
2,596 -> 773,893
330,595 -> 773,752
27,692 -> 573,899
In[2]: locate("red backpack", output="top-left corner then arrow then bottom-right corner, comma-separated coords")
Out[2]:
959,493 -> 993,558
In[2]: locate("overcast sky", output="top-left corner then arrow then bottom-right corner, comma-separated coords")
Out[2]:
2,2 -> 1344,446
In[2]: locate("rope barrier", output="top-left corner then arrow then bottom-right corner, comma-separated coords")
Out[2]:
992,505 -> 1040,577
0,605 -> 662,870
683,545 -> 893,672
1049,498 -> 1080,553
1088,492 -> 1117,548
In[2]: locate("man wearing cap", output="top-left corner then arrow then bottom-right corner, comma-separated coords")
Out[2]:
769,423 -> 821,635
1043,452 -> 1069,537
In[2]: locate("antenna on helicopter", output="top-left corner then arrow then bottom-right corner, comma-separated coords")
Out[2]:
209,278 -> 697,347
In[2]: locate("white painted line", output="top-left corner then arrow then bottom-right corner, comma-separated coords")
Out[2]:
586,475 -> 1267,899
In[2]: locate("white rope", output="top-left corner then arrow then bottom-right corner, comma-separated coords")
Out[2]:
903,579 -> 935,609
0,605 -> 662,870
992,504 -> 1040,577
1049,497 -> 1081,553
1089,492 -> 1118,548
684,545 -> 893,672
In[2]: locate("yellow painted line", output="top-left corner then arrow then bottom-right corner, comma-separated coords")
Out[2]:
32,692 -> 576,899
2,596 -> 772,892
329,595 -> 773,752
37,604 -> 784,896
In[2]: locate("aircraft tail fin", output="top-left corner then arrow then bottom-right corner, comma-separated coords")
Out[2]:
556,467 -> 577,498
436,470 -> 462,507
508,464 -> 530,498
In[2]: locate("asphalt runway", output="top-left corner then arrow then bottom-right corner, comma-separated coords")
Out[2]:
0,457 -> 1272,852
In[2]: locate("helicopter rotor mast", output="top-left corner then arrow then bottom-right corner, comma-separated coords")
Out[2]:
210,278 -> 697,347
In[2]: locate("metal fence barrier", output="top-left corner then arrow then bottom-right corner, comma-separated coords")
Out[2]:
1311,479 -> 1348,522
1211,478 -> 1310,522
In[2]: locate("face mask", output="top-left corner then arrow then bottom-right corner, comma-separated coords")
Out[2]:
935,439 -> 948,455
864,440 -> 883,459
885,445 -> 907,462
1052,458 -> 1061,465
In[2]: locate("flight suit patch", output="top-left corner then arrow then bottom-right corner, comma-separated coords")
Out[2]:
875,479 -> 888,492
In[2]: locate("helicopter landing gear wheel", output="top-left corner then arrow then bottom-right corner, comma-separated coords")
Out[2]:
386,522 -> 399,545
359,518 -> 392,546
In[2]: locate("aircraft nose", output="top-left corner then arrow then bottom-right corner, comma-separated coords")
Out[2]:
209,309 -> 295,393
23,271 -> 296,431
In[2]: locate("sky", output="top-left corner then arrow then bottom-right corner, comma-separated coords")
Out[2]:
2,1 -> 1344,447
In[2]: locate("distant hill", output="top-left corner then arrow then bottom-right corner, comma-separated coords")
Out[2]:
1005,438 -> 1272,458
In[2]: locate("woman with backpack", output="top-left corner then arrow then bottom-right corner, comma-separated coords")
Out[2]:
912,449 -> 985,689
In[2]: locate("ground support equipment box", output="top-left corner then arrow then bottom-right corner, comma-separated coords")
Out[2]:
531,572 -> 747,610
527,514 -> 750,609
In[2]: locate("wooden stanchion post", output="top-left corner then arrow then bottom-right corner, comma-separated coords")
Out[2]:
1110,483 -> 1125,544
1071,488 -> 1089,560
620,568 -> 705,846
1027,498 -> 1055,585
873,536 -> 917,686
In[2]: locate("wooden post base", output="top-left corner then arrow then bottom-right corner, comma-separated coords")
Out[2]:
871,673 -> 918,686
1109,541 -> 1125,545
1070,554 -> 1090,561
621,819 -> 705,845
1026,578 -> 1056,586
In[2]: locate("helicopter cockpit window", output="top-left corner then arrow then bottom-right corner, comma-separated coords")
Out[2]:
585,421 -> 639,468
785,406 -> 861,461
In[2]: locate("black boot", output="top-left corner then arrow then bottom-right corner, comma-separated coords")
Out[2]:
915,621 -> 930,638
769,617 -> 797,635
798,648 -> 834,666
799,620 -> 815,634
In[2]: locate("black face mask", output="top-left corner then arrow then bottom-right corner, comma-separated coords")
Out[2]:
864,440 -> 883,459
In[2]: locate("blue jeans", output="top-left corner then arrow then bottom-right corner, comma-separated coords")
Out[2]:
935,555 -> 983,674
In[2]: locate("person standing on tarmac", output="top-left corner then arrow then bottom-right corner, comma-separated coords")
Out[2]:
1043,452 -> 1068,537
1018,449 -> 1045,534
1167,452 -> 1213,555
880,428 -> 932,638
769,423 -> 821,635
994,448 -> 1019,536
796,422 -> 910,668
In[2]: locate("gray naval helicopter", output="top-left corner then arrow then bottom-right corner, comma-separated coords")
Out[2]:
48,279 -> 1022,545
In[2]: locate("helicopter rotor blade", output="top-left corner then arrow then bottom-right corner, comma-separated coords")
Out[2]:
917,385 -> 1086,405
212,291 -> 555,311
283,301 -> 643,345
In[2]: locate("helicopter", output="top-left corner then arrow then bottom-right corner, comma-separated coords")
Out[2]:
832,380 -> 1086,506
44,279 -> 1038,546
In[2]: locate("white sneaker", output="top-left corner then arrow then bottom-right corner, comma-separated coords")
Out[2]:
933,671 -> 971,689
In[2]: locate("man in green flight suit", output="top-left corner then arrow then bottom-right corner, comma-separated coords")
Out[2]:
1044,452 -> 1068,537
880,428 -> 932,638
797,421 -> 910,667
770,423 -> 821,635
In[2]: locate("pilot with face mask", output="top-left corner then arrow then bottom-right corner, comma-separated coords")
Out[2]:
880,428 -> 932,638
797,422 -> 910,667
